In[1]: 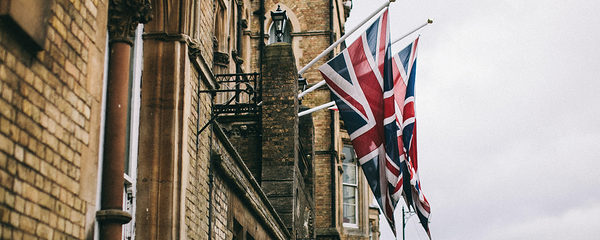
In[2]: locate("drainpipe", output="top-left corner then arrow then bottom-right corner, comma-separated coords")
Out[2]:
257,0 -> 265,183
96,1 -> 151,240
328,0 -> 338,233
257,0 -> 265,74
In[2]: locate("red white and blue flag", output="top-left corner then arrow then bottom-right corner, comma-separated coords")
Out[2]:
392,37 -> 431,238
319,8 -> 431,237
318,9 -> 403,233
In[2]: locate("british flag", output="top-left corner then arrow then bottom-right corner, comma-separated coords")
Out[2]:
393,37 -> 431,238
318,9 -> 403,233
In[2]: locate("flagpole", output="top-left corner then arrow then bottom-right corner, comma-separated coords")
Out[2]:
297,18 -> 433,100
298,101 -> 336,117
402,206 -> 406,240
297,0 -> 395,76
297,80 -> 327,99
392,19 -> 433,45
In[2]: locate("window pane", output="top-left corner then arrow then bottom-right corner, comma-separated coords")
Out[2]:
343,186 -> 356,204
343,203 -> 356,224
342,164 -> 356,184
342,146 -> 355,163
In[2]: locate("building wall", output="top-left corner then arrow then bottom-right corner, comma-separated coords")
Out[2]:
0,0 -> 108,239
0,0 -> 376,239
136,1 -> 290,239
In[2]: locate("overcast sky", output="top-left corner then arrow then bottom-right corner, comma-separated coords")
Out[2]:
345,0 -> 600,239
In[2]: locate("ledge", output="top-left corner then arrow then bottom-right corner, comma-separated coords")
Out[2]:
96,209 -> 132,224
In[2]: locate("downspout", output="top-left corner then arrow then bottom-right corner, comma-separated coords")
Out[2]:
236,1 -> 243,74
96,2 -> 151,240
208,92 -> 215,240
258,0 -> 265,184
328,0 -> 338,233
258,0 -> 265,75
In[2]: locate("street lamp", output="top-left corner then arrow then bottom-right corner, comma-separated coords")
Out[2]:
270,5 -> 287,42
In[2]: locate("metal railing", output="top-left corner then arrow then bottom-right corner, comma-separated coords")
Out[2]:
213,73 -> 261,116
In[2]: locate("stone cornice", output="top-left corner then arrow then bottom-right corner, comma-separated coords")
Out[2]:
96,209 -> 132,224
108,0 -> 153,45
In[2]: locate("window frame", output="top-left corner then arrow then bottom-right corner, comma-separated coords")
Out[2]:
122,23 -> 144,240
342,145 -> 359,228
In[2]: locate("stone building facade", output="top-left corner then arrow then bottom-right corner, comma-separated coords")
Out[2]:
0,0 -> 379,239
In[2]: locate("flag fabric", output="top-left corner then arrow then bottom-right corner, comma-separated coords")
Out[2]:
392,37 -> 431,238
318,8 -> 404,233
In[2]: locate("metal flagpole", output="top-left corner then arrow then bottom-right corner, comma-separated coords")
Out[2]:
392,19 -> 433,45
297,0 -> 395,76
402,205 -> 416,240
297,18 -> 433,101
298,101 -> 336,117
402,206 -> 406,240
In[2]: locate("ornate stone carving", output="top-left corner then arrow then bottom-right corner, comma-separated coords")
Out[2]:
214,51 -> 230,66
187,38 -> 203,59
96,209 -> 132,224
108,0 -> 153,44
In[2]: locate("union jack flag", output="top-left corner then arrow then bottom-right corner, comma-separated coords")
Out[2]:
318,9 -> 403,233
393,37 -> 431,238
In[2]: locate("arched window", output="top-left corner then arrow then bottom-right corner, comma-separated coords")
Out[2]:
268,19 -> 292,44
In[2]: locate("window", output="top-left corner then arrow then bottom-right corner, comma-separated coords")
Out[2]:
95,23 -> 144,240
122,23 -> 144,240
213,0 -> 227,52
342,145 -> 358,227
369,220 -> 373,240
268,19 -> 291,44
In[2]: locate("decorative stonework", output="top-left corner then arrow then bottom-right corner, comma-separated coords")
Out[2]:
214,51 -> 230,66
188,38 -> 203,58
96,209 -> 133,224
108,0 -> 152,44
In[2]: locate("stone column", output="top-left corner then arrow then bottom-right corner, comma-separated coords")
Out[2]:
97,1 -> 151,240
260,43 -> 299,233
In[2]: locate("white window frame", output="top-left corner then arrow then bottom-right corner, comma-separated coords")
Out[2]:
95,23 -> 144,240
122,23 -> 144,240
342,145 -> 359,228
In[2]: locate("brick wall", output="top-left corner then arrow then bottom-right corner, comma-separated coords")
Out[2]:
260,43 -> 299,231
184,69 -> 212,239
0,0 -> 108,239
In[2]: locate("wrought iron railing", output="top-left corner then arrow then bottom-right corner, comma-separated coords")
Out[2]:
213,73 -> 261,116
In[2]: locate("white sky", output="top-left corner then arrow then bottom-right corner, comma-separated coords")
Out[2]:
345,0 -> 600,239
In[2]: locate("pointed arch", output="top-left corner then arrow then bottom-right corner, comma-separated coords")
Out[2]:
264,3 -> 303,67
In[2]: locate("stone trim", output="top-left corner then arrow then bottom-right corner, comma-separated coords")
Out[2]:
316,227 -> 342,237
96,209 -> 133,224
248,30 -> 331,38
291,30 -> 332,37
142,32 -> 220,90
212,123 -> 291,240
108,0 -> 152,45
213,51 -> 230,66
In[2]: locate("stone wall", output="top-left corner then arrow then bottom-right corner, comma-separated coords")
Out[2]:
0,0 -> 108,238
